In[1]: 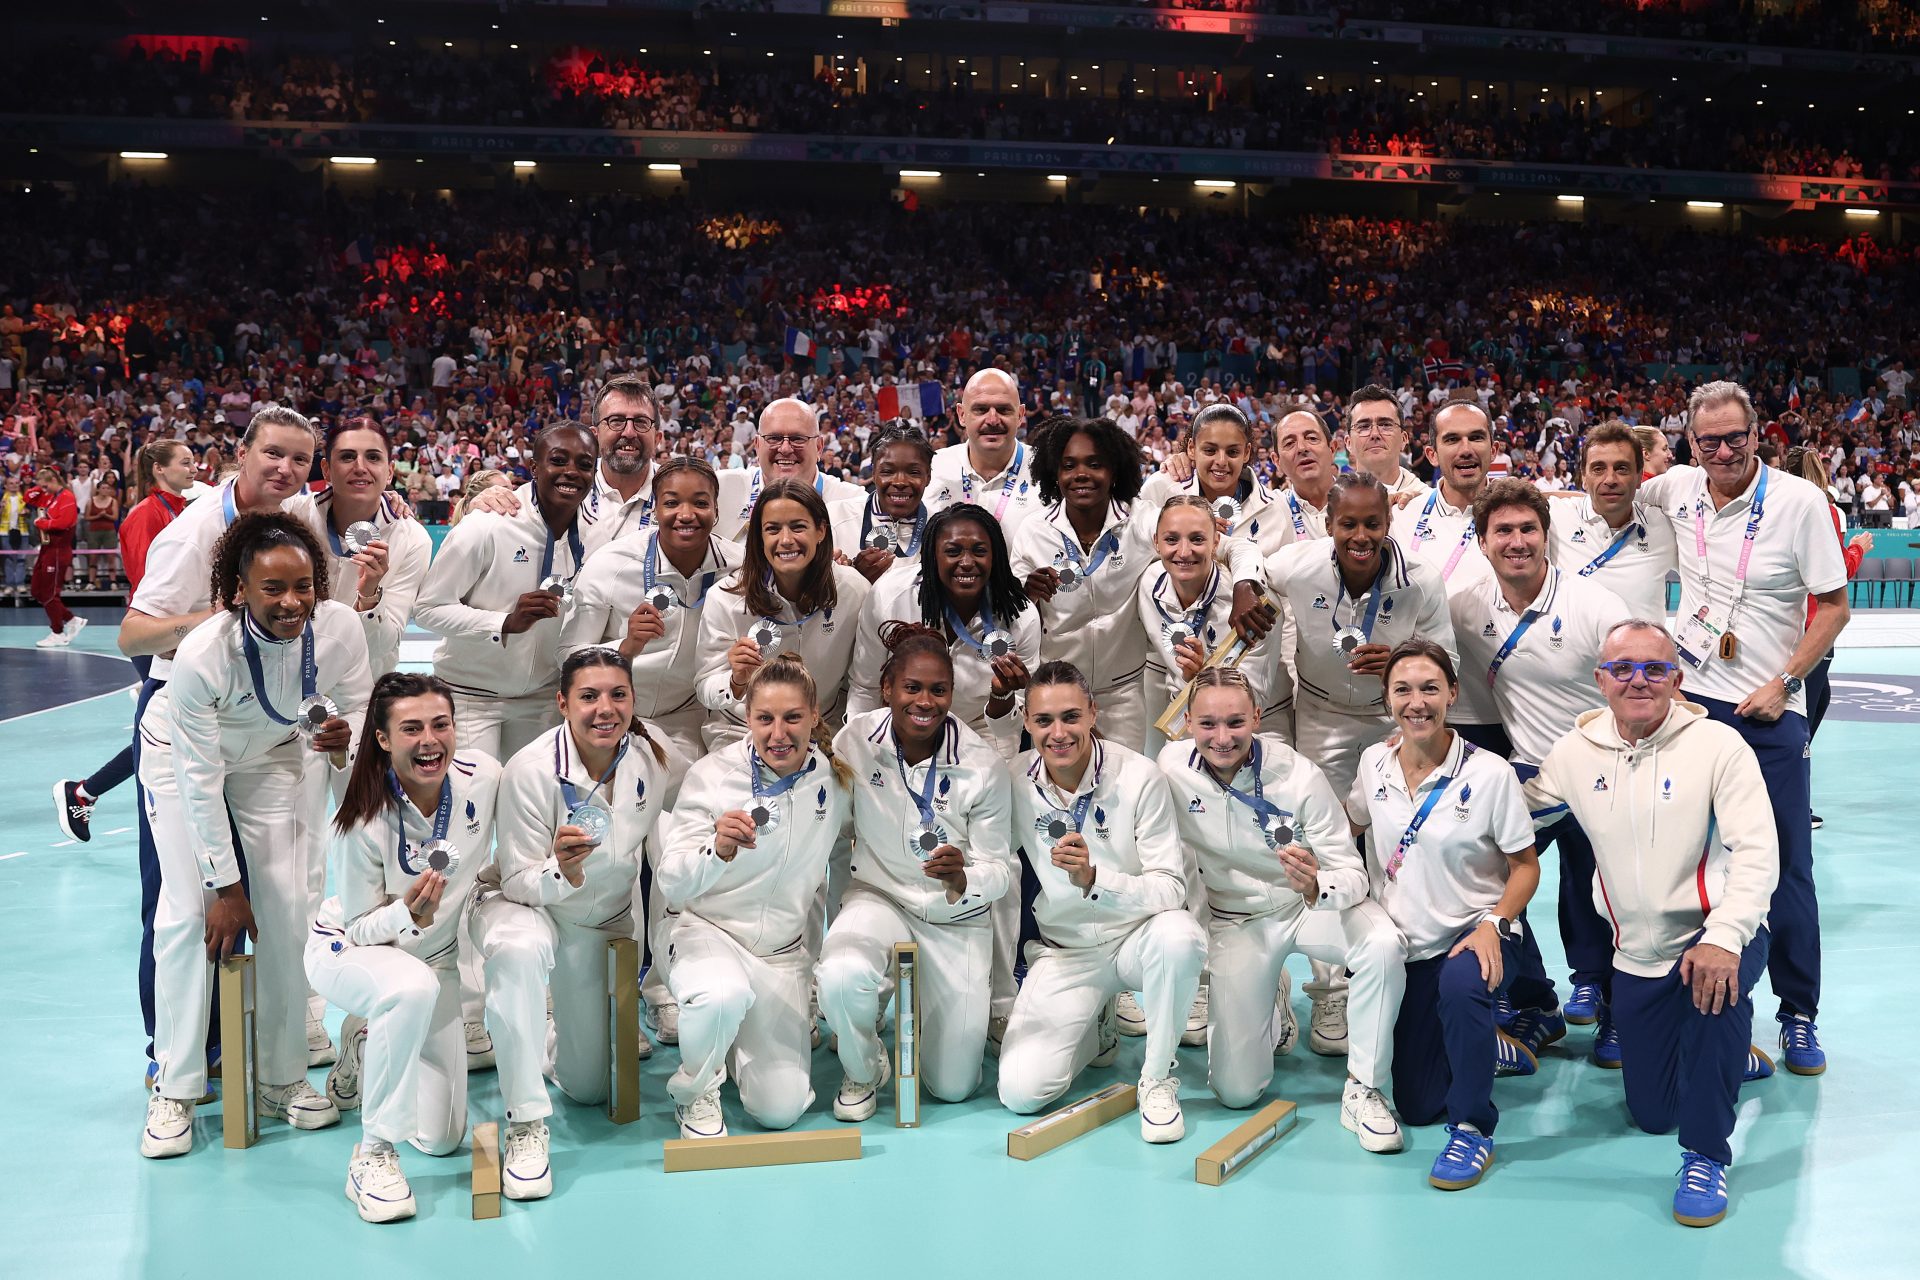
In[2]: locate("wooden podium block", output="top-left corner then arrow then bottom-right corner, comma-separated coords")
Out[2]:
217,956 -> 258,1150
606,937 -> 641,1125
663,1128 -> 862,1173
471,1121 -> 501,1219
1194,1099 -> 1297,1186
1006,1083 -> 1137,1160
893,942 -> 920,1129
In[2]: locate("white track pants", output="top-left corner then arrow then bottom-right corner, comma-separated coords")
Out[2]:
144,745 -> 309,1099
1292,693 -> 1392,993
305,939 -> 466,1153
1206,901 -> 1406,1106
666,914 -> 814,1129
817,889 -> 992,1103
997,911 -> 1205,1113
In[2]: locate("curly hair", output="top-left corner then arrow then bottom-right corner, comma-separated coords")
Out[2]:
209,512 -> 330,611
877,619 -> 955,691
1029,415 -> 1145,507
916,502 -> 1030,629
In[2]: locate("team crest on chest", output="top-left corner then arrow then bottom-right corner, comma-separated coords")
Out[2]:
1593,776 -> 1610,792
513,547 -> 529,563
1482,622 -> 1498,637
1188,797 -> 1206,814
1571,527 -> 1587,544
1381,596 -> 1395,618
1549,616 -> 1565,649
1311,594 -> 1330,611
1660,777 -> 1674,802
814,786 -> 829,818
1452,783 -> 1473,820
466,800 -> 480,833
1093,805 -> 1110,836
869,769 -> 886,788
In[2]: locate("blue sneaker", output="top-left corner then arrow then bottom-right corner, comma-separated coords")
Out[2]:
1429,1125 -> 1495,1190
1563,982 -> 1604,1025
1673,1151 -> 1730,1227
1493,1028 -> 1539,1078
1591,1009 -> 1622,1069
1494,994 -> 1517,1032
1778,1015 -> 1826,1076
1506,1006 -> 1567,1057
1743,1045 -> 1775,1084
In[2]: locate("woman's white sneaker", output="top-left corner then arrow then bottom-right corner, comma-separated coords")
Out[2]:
1273,970 -> 1300,1057
1340,1079 -> 1405,1153
140,1094 -> 195,1158
1181,985 -> 1210,1047
502,1119 -> 553,1200
465,1019 -> 496,1070
675,1087 -> 729,1140
345,1141 -> 416,1223
833,1055 -> 891,1122
649,1000 -> 681,1045
1139,1075 -> 1185,1144
1114,990 -> 1148,1037
326,1014 -> 368,1111
258,1079 -> 341,1129
307,1013 -> 337,1067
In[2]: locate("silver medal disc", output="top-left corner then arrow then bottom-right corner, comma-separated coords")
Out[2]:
863,528 -> 896,553
645,584 -> 678,614
567,801 -> 612,844
1262,817 -> 1294,848
1164,621 -> 1196,649
540,574 -> 575,602
1335,626 -> 1365,655
908,825 -> 944,859
421,839 -> 460,878
749,801 -> 780,832
748,620 -> 784,653
1212,496 -> 1242,525
296,694 -> 338,737
1054,561 -> 1082,593
1046,817 -> 1070,842
343,520 -> 380,556
983,629 -> 1014,659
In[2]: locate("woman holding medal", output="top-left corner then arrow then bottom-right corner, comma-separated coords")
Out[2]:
695,479 -> 871,752
1137,403 -> 1288,555
821,623 -> 1016,1118
658,653 -> 854,1138
140,513 -> 372,1158
307,673 -> 500,1222
998,662 -> 1206,1144
1348,639 -> 1540,1192
1156,668 -> 1407,1152
828,423 -> 933,588
469,648 -> 682,1201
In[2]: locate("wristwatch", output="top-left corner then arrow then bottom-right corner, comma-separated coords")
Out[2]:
1482,914 -> 1519,941
1780,671 -> 1804,696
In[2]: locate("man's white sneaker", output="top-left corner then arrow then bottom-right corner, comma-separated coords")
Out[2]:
1114,990 -> 1148,1037
1309,989 -> 1350,1056
63,616 -> 88,641
35,629 -> 70,648
1139,1075 -> 1185,1144
1090,997 -> 1120,1067
833,1055 -> 892,1122
345,1142 -> 416,1223
675,1087 -> 729,1140
140,1094 -> 195,1158
502,1119 -> 553,1200
649,1001 -> 681,1045
326,1014 -> 368,1112
258,1079 -> 341,1130
1181,984 -> 1210,1048
307,1013 -> 337,1067
1340,1078 -> 1405,1153
465,1019 -> 496,1071
1273,969 -> 1299,1057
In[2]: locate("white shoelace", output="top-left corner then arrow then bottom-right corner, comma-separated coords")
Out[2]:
355,1144 -> 406,1193
682,1092 -> 724,1128
506,1121 -> 547,1164
1141,1076 -> 1181,1113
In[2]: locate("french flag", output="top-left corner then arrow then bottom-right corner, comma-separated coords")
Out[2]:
876,385 -> 901,419
918,382 -> 945,417
1788,381 -> 1801,411
784,328 -> 815,358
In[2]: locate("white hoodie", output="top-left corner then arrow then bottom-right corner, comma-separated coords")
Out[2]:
1522,700 -> 1778,977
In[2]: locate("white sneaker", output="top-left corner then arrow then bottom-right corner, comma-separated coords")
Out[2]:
140,1094 -> 195,1158
258,1079 -> 341,1130
502,1119 -> 553,1200
307,1013 -> 337,1067
345,1141 -> 416,1223
985,1014 -> 1008,1058
1181,984 -> 1210,1048
1138,1075 -> 1185,1144
833,1054 -> 891,1122
675,1087 -> 729,1140
649,1000 -> 681,1045
1090,997 -> 1120,1067
35,629 -> 70,648
1273,969 -> 1299,1058
1114,990 -> 1148,1037
63,616 -> 88,641
1340,1078 -> 1405,1153
465,1019 -> 496,1071
326,1014 -> 368,1112
1309,989 -> 1350,1056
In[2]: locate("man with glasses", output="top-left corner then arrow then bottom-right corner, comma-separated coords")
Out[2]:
1346,384 -> 1432,503
927,367 -> 1043,540
1523,620 -> 1778,1228
1639,381 -> 1848,1075
714,397 -> 864,541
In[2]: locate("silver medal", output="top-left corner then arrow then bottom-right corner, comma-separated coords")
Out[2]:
342,520 -> 380,555
749,800 -> 780,832
1212,496 -> 1242,525
1261,814 -> 1294,848
1164,620 -> 1196,649
1046,817 -> 1070,843
420,839 -> 460,878
1054,560 -> 1083,593
295,694 -> 338,737
982,629 -> 1014,660
567,801 -> 612,844
748,619 -> 784,653
908,824 -> 944,859
1334,626 -> 1365,655
863,528 -> 896,553
645,583 -> 678,614
539,574 -> 575,602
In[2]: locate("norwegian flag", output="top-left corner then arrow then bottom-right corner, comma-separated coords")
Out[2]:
1422,358 -> 1466,385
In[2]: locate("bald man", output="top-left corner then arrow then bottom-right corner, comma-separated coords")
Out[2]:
927,368 -> 1043,539
714,398 -> 865,541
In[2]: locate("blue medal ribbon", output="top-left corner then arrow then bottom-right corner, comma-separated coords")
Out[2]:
891,734 -> 941,828
945,601 -> 1002,659
757,573 -> 829,636
1384,742 -> 1478,881
1216,741 -> 1294,838
1485,569 -> 1560,687
1332,547 -> 1392,643
644,533 -> 717,608
1150,568 -> 1221,639
531,488 -> 586,585
861,496 -> 928,558
1284,489 -> 1310,541
1056,525 -> 1120,579
239,613 -> 317,726
556,732 -> 630,816
1578,520 -> 1642,577
750,750 -> 818,806
390,773 -> 454,874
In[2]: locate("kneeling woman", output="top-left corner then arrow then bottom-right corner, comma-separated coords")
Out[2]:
471,648 -> 682,1202
308,674 -> 500,1222
1349,640 -> 1539,1192
821,623 -> 1015,1119
658,654 -> 854,1138
140,513 -> 372,1158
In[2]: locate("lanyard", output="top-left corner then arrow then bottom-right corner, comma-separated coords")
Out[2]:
945,601 -> 1001,658
1411,490 -> 1476,581
1217,741 -> 1293,834
750,751 -> 817,804
960,442 -> 1025,521
556,733 -> 629,814
1034,744 -> 1099,833
220,481 -> 238,528
1578,519 -> 1641,577
1283,488 -> 1310,541
532,489 -> 586,585
1485,570 -> 1558,687
1057,524 -> 1120,579
861,496 -> 927,558
1384,742 -> 1477,881
389,773 -> 453,872
892,735 -> 940,827
644,533 -> 717,608
1691,465 -> 1768,613
1332,550 -> 1391,642
1150,569 -> 1220,635
759,573 -> 830,631
240,615 -> 317,726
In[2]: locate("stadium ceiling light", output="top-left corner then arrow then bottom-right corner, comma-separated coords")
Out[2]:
389,40 -> 396,46
767,52 -> 774,58
513,160 -> 537,169
510,43 -> 519,49
119,151 -> 167,160
1046,174 -> 1068,182
603,162 -> 612,168
444,41 -> 453,48
1557,194 -> 1585,204
1686,200 -> 1724,210
1195,179 -> 1236,189
329,156 -> 377,166
1846,208 -> 1882,217
899,169 -> 941,178
648,162 -> 683,172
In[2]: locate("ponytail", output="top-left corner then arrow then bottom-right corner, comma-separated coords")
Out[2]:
560,647 -> 668,765
335,673 -> 456,834
746,652 -> 853,788
134,440 -> 188,503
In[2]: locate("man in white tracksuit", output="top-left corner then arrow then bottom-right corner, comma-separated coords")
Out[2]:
713,398 -> 866,541
925,367 -> 1045,541
1521,620 -> 1778,1228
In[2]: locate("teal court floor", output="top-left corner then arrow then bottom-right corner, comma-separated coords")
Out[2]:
1,608 -> 1914,1280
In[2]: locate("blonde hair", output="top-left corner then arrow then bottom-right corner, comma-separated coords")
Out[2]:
745,652 -> 852,788
1156,494 -> 1223,564
450,468 -> 508,525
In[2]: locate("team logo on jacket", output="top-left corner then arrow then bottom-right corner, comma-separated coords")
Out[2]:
465,800 -> 480,833
1453,783 -> 1473,820
814,786 -> 829,818
1188,797 -> 1206,814
1660,777 -> 1674,802
1481,622 -> 1498,637
237,692 -> 255,706
635,779 -> 648,810
1549,617 -> 1565,649
1374,785 -> 1388,800
513,547 -> 529,563
1592,776 -> 1610,792
1311,594 -> 1330,611
1093,805 -> 1110,837
1249,519 -> 1260,537
1380,596 -> 1395,618
1571,527 -> 1587,544
869,769 -> 886,788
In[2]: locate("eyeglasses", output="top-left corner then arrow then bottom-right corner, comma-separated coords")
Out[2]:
1693,431 -> 1750,456
600,415 -> 656,432
1597,660 -> 1677,684
760,434 -> 819,450
1350,422 -> 1401,439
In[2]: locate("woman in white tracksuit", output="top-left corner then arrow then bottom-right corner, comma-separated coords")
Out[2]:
1137,403 -> 1292,557
657,653 -> 854,1138
306,673 -> 499,1223
999,661 -> 1207,1145
469,648 -> 684,1202
695,479 -> 871,752
821,624 -> 1016,1119
827,422 -> 933,592
1156,668 -> 1408,1154
139,514 -> 371,1159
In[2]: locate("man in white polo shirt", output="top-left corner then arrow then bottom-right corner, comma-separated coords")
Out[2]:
1638,380 -> 1848,1075
713,398 -> 865,541
1346,384 -> 1432,503
1548,421 -> 1679,622
925,367 -> 1043,541
1452,479 -> 1631,1065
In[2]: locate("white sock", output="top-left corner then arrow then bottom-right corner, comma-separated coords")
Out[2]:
1457,1123 -> 1482,1136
